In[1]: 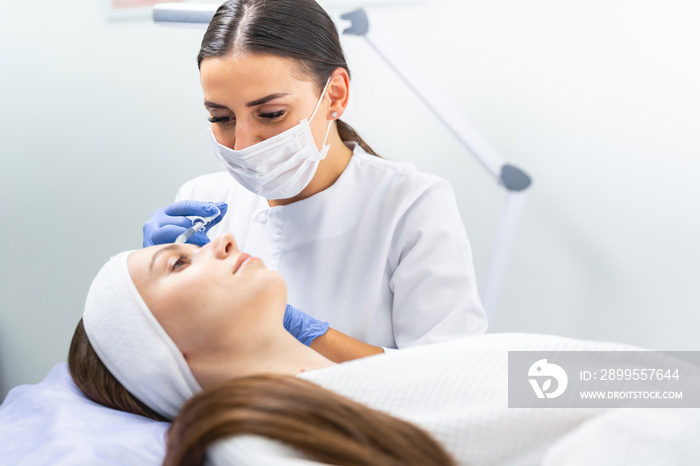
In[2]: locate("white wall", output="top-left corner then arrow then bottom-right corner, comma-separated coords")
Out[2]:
1,0 -> 698,400
360,0 -> 700,348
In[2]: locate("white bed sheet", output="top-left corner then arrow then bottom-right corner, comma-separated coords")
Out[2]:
212,333 -> 700,465
0,363 -> 168,466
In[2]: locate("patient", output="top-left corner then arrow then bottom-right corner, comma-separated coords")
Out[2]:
69,233 -> 453,464
68,233 -> 700,466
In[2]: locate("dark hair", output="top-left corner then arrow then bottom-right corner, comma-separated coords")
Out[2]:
68,319 -> 167,422
198,0 -> 378,156
164,374 -> 456,466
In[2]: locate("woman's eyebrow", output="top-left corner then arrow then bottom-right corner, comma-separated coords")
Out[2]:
203,93 -> 289,110
246,93 -> 289,107
150,244 -> 181,272
203,100 -> 228,110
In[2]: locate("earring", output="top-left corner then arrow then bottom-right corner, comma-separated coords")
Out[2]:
331,111 -> 338,118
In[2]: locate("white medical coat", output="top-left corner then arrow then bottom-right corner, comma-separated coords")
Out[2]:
176,143 -> 487,349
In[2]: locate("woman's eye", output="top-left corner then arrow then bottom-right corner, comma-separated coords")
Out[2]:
208,115 -> 234,125
171,256 -> 191,271
259,110 -> 286,119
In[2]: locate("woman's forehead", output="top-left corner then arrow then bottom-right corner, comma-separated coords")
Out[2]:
200,54 -> 315,97
127,244 -> 170,280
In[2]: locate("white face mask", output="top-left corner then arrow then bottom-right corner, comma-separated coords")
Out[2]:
209,79 -> 333,200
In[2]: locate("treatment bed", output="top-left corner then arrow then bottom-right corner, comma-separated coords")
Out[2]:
2,332 -> 700,465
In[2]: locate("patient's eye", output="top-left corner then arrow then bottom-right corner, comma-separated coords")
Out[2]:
171,255 -> 191,272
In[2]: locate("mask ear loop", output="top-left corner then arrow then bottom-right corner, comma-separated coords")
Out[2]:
308,77 -> 334,149
321,115 -> 333,147
309,77 -> 331,123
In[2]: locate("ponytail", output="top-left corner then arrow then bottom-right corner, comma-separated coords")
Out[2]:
164,374 -> 455,466
337,120 -> 380,157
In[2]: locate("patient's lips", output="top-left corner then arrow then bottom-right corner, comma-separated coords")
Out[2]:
232,253 -> 260,275
232,253 -> 250,275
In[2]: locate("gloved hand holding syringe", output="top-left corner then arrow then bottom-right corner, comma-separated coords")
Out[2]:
142,200 -> 228,247
174,206 -> 221,244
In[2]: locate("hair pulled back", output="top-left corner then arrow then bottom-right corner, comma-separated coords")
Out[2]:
164,374 -> 455,466
198,0 -> 378,156
68,319 -> 167,422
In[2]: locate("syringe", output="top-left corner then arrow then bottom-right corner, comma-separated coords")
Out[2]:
173,204 -> 221,245
174,218 -> 207,244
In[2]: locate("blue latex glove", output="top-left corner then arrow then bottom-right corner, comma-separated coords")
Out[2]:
143,200 -> 228,247
283,304 -> 329,346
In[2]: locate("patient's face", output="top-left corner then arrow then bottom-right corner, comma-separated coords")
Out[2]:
127,233 -> 286,354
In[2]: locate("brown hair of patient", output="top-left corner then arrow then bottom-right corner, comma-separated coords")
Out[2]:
164,374 -> 455,466
68,319 -> 454,465
68,318 -> 168,422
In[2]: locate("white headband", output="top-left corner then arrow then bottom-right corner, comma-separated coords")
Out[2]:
82,250 -> 202,420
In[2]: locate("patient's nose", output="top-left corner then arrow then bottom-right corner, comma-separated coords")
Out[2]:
210,233 -> 238,260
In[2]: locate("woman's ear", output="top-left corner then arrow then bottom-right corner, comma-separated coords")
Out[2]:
327,68 -> 350,119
